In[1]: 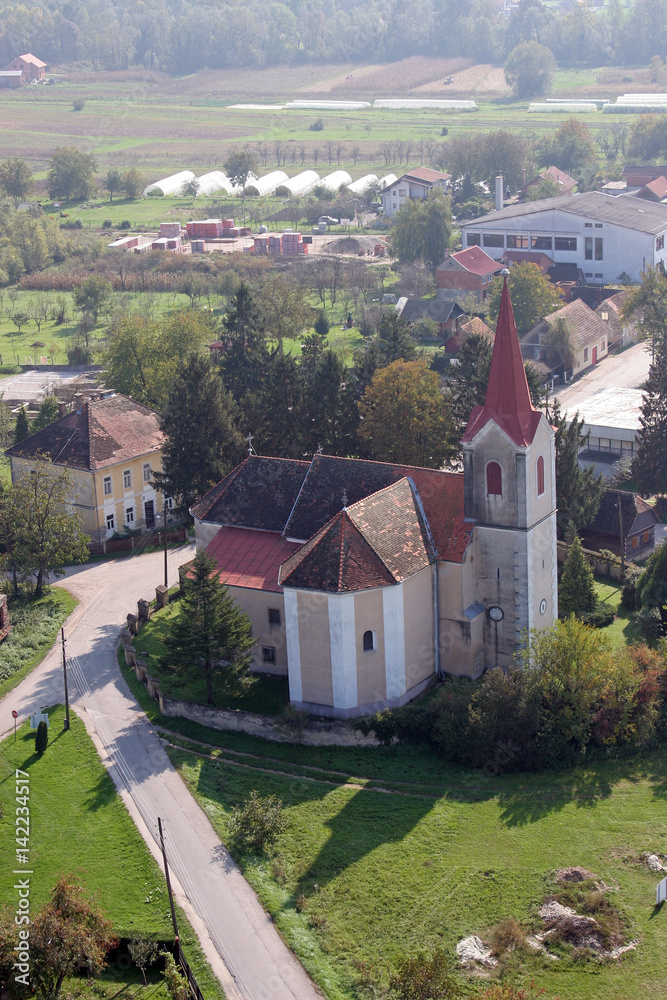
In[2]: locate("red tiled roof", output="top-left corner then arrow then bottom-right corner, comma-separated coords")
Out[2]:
449,246 -> 500,276
541,166 -> 576,193
644,176 -> 667,200
279,511 -> 396,593
5,394 -> 164,471
402,167 -> 452,184
16,53 -> 46,67
206,526 -> 300,593
503,250 -> 554,273
463,278 -> 541,448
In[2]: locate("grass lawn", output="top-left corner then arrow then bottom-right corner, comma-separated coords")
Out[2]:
0,587 -> 79,701
0,706 -> 225,1000
133,600 -> 290,714
166,736 -> 667,1000
593,575 -> 643,648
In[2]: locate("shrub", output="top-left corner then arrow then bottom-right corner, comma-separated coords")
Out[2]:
489,917 -> 526,957
314,310 -> 330,337
581,601 -> 616,628
635,605 -> 663,643
621,565 -> 642,610
559,535 -> 597,618
119,220 -> 132,229
67,344 -> 94,365
309,118 -> 324,131
466,667 -> 540,771
228,790 -> 286,853
388,950 -> 463,1000
128,938 -> 159,985
279,705 -> 310,743
102,219 -> 112,228
74,217 -> 83,228
160,951 -> 189,1000
72,97 -> 85,111
35,719 -> 48,754
146,187 -> 164,197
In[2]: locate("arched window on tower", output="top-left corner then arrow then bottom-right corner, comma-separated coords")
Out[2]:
537,456 -> 545,496
486,461 -> 502,496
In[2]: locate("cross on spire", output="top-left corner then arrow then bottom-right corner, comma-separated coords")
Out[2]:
246,432 -> 255,456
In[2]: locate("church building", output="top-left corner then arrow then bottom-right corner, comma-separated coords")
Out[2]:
192,278 -> 558,718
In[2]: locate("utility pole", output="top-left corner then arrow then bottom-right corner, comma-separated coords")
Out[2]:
158,817 -> 179,942
618,498 -> 626,579
163,504 -> 169,589
61,628 -> 70,731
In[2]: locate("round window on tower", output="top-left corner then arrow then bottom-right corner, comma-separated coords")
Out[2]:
540,599 -> 547,615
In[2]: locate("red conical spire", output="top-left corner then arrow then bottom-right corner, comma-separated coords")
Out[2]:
462,274 -> 541,447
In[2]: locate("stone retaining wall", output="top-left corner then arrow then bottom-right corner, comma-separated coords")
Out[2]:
120,613 -> 379,747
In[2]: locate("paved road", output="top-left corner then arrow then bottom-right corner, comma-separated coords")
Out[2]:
552,340 -> 650,412
0,547 -> 321,1000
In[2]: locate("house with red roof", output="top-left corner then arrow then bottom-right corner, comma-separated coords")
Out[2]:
436,247 -> 503,302
5,54 -> 46,82
192,278 -> 557,717
381,166 -> 451,219
636,176 -> 667,203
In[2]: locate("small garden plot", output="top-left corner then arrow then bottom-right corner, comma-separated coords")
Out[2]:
0,588 -> 78,699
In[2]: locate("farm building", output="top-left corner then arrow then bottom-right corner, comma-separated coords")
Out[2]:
275,171 -> 320,197
436,247 -> 503,302
460,192 -> 667,285
245,171 -> 288,196
285,100 -> 371,110
319,171 -> 352,192
0,70 -> 25,88
348,174 -> 378,195
5,53 -> 46,81
381,167 -> 452,219
143,171 -> 196,197
196,172 -> 233,196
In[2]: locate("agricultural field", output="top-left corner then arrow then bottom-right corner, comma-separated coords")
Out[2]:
1,56 -> 654,194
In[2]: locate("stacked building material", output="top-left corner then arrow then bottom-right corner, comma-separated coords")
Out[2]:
374,244 -> 386,256
159,222 -> 181,238
186,219 -> 223,239
222,219 -> 235,230
282,231 -> 306,254
151,236 -> 183,252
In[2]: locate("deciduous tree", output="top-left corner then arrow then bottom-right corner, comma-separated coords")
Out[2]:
504,41 -> 556,98
0,158 -> 32,205
47,146 -> 97,203
104,169 -> 123,202
358,359 -> 457,468
72,275 -> 113,323
224,150 -> 258,198
392,189 -> 452,269
488,262 -> 562,334
162,550 -> 254,705
29,875 -> 115,1000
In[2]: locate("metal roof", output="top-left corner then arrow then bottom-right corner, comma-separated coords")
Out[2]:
462,191 -> 667,235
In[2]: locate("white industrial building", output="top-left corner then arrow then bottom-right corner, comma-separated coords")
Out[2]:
460,192 -> 667,285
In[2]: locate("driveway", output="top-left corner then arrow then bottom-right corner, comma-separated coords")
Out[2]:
0,547 -> 321,1000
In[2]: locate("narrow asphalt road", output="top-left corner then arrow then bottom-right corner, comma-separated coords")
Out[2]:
0,546 -> 321,1000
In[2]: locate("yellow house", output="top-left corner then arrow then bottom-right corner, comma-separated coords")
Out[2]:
6,394 -> 166,549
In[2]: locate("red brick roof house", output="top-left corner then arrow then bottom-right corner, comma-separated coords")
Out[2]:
191,279 -> 558,718
436,247 -> 503,302
5,54 -> 46,82
636,176 -> 667,202
522,166 -> 577,198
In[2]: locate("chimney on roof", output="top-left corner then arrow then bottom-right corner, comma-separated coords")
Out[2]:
74,393 -> 83,414
495,175 -> 504,212
58,401 -> 68,418
522,167 -> 527,188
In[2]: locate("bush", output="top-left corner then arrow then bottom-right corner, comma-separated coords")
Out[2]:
466,667 -> 540,771
35,719 -> 48,754
621,565 -> 642,610
635,605 -> 663,643
314,310 -> 330,337
388,950 -> 463,1000
309,118 -> 324,131
489,917 -> 526,957
228,790 -> 286,853
119,220 -> 132,229
146,187 -> 164,197
72,97 -> 85,111
74,217 -> 83,228
581,601 -> 616,628
102,219 -> 112,228
67,344 -> 94,365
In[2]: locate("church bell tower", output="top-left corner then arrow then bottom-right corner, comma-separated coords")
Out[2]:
461,273 -> 558,668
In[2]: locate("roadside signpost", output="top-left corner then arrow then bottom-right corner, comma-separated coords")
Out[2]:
11,709 -> 17,742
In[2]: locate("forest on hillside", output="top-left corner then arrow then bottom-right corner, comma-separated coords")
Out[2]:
1,0 -> 667,76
